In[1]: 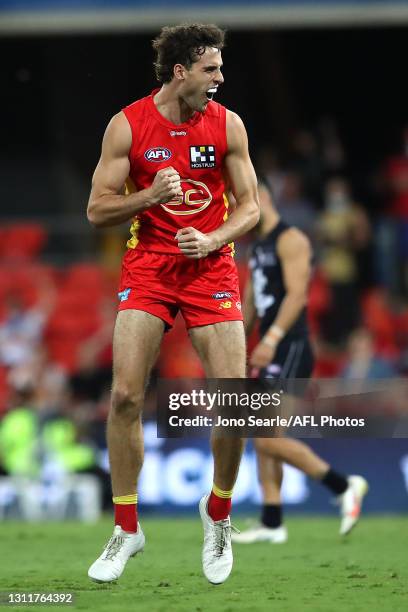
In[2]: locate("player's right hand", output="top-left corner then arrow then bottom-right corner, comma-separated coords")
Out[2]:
148,167 -> 183,205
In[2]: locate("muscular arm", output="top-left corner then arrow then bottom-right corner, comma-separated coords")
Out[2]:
87,112 -> 181,228
176,111 -> 259,257
208,111 -> 260,249
265,229 -> 312,339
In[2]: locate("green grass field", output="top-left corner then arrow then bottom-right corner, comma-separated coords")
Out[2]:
1,516 -> 407,612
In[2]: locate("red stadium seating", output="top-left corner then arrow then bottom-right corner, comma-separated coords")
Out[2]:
0,223 -> 47,260
361,289 -> 398,357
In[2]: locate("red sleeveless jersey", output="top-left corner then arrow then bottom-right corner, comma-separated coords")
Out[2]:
122,90 -> 231,254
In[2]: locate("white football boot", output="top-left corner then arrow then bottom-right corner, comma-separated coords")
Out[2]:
199,495 -> 238,585
231,523 -> 288,544
339,475 -> 369,535
88,524 -> 145,582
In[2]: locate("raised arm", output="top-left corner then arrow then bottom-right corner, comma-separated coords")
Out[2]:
87,112 -> 181,228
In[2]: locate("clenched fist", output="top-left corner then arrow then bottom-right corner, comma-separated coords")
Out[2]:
148,166 -> 183,205
175,226 -> 217,259
249,340 -> 276,368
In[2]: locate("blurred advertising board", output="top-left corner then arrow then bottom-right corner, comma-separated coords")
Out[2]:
113,423 -> 408,514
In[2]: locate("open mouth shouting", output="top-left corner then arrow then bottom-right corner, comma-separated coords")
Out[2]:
206,87 -> 218,101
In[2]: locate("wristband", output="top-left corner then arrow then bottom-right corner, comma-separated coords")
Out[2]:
268,324 -> 284,339
262,335 -> 278,348
262,324 -> 285,349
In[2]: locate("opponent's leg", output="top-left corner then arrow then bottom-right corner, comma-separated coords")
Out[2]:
255,437 -> 330,478
232,453 -> 288,544
258,453 -> 283,506
189,320 -> 246,584
88,310 -> 164,583
258,455 -> 287,535
255,437 -> 368,535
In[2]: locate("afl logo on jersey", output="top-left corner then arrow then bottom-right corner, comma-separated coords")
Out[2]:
144,147 -> 172,162
161,178 -> 212,216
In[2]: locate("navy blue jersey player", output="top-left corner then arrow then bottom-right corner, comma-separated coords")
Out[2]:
232,182 -> 368,544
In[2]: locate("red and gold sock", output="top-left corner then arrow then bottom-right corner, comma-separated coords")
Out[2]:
207,484 -> 233,521
113,493 -> 138,533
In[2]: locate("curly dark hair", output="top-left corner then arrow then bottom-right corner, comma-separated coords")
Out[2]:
152,23 -> 226,84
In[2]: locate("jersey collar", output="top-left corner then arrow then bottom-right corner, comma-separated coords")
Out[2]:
148,89 -> 203,129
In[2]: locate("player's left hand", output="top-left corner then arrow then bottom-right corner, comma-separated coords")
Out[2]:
175,227 -> 216,258
249,341 -> 276,368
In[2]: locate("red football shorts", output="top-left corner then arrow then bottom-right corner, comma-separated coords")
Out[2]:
117,249 -> 243,329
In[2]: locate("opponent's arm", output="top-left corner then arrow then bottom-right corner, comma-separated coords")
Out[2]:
87,112 -> 182,228
268,229 -> 312,338
250,229 -> 312,368
176,111 -> 259,257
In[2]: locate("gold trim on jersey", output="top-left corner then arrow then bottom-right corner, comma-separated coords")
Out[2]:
223,193 -> 235,257
125,177 -> 141,249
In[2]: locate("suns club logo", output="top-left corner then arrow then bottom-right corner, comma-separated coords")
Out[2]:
161,178 -> 212,216
144,147 -> 172,162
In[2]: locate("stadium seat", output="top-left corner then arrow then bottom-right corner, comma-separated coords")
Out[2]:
0,223 -> 47,260
361,289 -> 398,357
64,263 -> 109,294
308,270 -> 331,336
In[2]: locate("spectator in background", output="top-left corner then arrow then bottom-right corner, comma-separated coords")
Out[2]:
0,356 -> 102,520
70,297 -> 115,403
275,171 -> 316,240
291,129 -> 324,204
317,177 -> 372,344
0,359 -> 95,477
320,177 -> 372,285
8,347 -> 68,415
384,125 -> 408,221
381,125 -> 408,297
0,277 -> 55,369
256,146 -> 286,204
0,294 -> 48,368
341,328 -> 398,379
318,116 -> 347,177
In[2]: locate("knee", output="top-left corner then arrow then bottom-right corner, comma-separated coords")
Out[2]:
256,438 -> 280,459
111,386 -> 144,421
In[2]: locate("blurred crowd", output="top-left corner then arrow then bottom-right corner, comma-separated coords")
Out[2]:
0,119 -> 407,497
254,119 -> 408,377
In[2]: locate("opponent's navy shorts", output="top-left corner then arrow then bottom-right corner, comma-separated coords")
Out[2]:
256,337 -> 314,398
260,337 -> 314,380
117,249 -> 243,329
